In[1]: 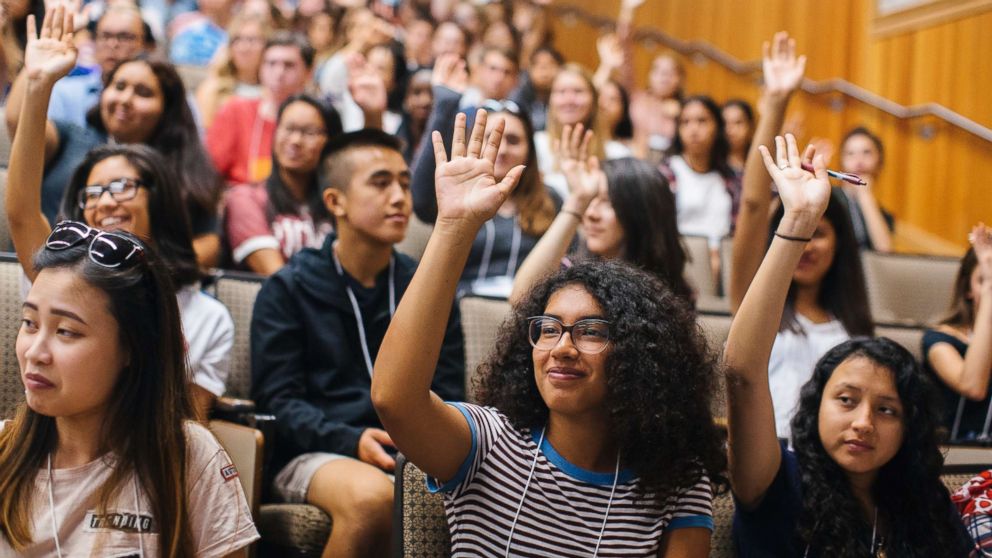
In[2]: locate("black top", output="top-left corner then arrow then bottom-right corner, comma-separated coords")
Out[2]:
922,329 -> 992,440
250,234 -> 466,472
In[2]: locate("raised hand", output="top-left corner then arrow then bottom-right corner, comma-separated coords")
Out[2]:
762,31 -> 806,101
431,53 -> 468,93
433,109 -> 525,229
24,6 -> 77,85
555,123 -> 602,210
597,33 -> 625,71
347,53 -> 388,116
758,134 -> 831,236
971,223 -> 992,281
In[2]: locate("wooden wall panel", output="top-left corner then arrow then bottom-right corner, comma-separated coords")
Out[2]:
549,0 -> 992,253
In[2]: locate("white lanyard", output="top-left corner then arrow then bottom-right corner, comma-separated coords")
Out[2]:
332,243 -> 396,378
477,215 -> 522,281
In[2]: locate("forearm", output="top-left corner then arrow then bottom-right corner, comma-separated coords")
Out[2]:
4,71 -> 27,138
961,293 -> 992,400
7,76 -> 57,280
729,93 -> 791,312
855,190 -> 892,252
509,209 -> 581,305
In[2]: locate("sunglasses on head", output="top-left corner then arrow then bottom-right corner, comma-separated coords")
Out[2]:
46,221 -> 145,269
481,99 -> 522,115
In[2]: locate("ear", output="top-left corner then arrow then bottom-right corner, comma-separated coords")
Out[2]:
323,188 -> 347,218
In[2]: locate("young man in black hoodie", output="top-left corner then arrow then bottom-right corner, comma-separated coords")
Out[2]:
251,129 -> 465,557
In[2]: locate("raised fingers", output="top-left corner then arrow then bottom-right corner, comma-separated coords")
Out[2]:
467,109 -> 487,158
578,129 -> 594,163
786,133 -> 801,167
482,117 -> 505,165
51,5 -> 64,38
26,14 -> 37,42
774,135 -> 788,170
451,112 -> 467,159
758,144 -> 783,180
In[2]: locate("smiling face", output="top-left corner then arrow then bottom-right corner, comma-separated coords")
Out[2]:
99,61 -> 165,144
274,101 -> 329,175
818,356 -> 905,482
18,268 -> 128,422
792,217 -> 837,287
82,155 -> 152,239
230,21 -> 266,82
550,70 -> 594,127
532,285 -> 611,417
583,180 -> 625,259
324,146 -> 411,246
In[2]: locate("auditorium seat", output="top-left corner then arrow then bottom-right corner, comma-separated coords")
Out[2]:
0,169 -> 11,252
684,235 -> 718,298
396,215 -> 434,261
875,323 -> 925,363
862,250 -> 959,326
393,454 -> 450,557
0,253 -> 23,419
459,296 -> 511,400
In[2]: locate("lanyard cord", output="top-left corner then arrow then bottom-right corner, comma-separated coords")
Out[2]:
332,242 -> 396,378
951,395 -> 992,440
477,216 -> 522,282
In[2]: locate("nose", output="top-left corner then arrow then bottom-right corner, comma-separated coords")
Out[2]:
20,329 -> 52,367
549,329 -> 579,359
851,404 -> 875,435
95,189 -> 120,210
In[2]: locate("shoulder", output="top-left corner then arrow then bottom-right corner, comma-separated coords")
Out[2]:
923,328 -> 966,351
226,182 -> 268,206
180,285 -> 234,325
184,422 -> 227,464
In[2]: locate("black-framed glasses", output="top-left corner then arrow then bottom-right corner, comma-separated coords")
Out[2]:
77,178 -> 144,209
96,31 -> 140,45
276,124 -> 328,141
481,99 -> 522,115
527,316 -> 611,354
46,221 -> 144,269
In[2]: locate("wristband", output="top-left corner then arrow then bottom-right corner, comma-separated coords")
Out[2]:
562,209 -> 583,220
774,231 -> 813,243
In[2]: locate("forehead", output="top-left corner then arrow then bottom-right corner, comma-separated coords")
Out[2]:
264,45 -> 305,63
98,10 -> 143,32
27,268 -> 114,323
348,146 -> 407,179
843,134 -> 877,152
109,62 -> 159,86
553,72 -> 589,90
543,284 -> 604,318
681,101 -> 713,118
87,156 -> 140,183
280,101 -> 321,122
485,113 -> 524,135
825,356 -> 900,397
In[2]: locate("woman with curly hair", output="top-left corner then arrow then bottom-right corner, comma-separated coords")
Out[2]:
372,109 -> 726,556
725,133 -> 974,557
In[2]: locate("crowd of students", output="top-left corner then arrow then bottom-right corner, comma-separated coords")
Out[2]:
0,0 -> 990,556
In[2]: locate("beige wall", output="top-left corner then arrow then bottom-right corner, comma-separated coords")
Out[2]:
550,0 -> 992,253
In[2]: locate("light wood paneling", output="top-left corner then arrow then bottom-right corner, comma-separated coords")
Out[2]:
550,0 -> 992,252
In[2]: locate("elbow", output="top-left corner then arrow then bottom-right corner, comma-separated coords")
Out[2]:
962,385 -> 989,402
369,380 -> 396,419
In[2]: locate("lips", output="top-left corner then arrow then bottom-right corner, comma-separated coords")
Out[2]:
547,367 -> 587,385
386,214 -> 408,225
24,373 -> 55,390
844,439 -> 874,453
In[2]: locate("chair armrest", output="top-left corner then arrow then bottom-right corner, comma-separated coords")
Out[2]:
216,396 -> 256,413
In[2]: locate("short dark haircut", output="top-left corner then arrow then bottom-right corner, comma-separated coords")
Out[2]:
88,5 -> 155,48
481,45 -> 519,70
264,31 -> 316,68
530,44 -> 564,66
320,129 -> 404,192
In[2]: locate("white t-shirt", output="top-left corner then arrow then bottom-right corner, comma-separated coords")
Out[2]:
768,313 -> 850,439
178,284 -> 234,397
1,422 -> 259,557
669,155 -> 732,249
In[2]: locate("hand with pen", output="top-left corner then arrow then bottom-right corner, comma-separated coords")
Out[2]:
759,134 -> 832,238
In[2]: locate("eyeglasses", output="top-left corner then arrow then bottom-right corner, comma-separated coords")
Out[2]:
527,316 -> 611,354
46,221 -> 144,269
277,124 -> 328,141
96,31 -> 140,45
231,35 -> 265,46
481,99 -> 522,115
77,178 -> 144,209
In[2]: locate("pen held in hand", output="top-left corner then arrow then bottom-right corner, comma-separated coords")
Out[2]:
800,162 -> 867,186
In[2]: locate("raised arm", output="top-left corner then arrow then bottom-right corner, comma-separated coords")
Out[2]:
509,124 -> 600,305
729,32 -> 806,314
6,7 -> 77,280
927,223 -> 992,401
724,134 -> 831,508
371,109 -> 524,481
851,181 -> 893,252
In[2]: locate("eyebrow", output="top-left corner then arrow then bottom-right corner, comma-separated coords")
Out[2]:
22,302 -> 89,325
543,313 -> 607,321
836,382 -> 900,403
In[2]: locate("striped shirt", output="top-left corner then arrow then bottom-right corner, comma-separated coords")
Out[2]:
429,403 -> 714,557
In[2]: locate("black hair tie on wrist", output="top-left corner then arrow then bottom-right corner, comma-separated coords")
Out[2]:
774,231 -> 813,242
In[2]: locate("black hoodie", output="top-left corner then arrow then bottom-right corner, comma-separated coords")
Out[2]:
251,234 -> 465,473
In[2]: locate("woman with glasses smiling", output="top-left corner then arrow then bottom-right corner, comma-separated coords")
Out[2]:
6,7 -> 234,421
223,93 -> 342,275
372,110 -> 726,556
0,223 -> 258,557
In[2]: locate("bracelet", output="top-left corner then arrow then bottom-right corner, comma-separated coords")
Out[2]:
774,231 -> 813,243
561,209 -> 583,220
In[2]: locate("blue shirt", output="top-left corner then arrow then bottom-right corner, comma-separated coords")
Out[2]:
169,21 -> 226,67
47,71 -> 103,127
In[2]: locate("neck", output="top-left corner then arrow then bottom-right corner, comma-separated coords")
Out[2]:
728,148 -> 746,169
682,151 -> 711,173
236,66 -> 260,85
792,282 -> 826,320
847,471 -> 877,520
544,410 -> 618,473
279,168 -> 311,202
334,229 -> 392,287
53,412 -> 108,468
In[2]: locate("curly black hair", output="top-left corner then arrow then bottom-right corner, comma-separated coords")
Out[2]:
790,337 -> 972,557
474,259 -> 727,502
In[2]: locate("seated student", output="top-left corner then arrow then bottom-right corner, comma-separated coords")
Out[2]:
208,31 -> 314,185
730,33 -> 873,441
6,11 -> 222,267
0,224 -> 257,556
372,110 -> 726,557
396,68 -> 432,163
923,223 -> 992,441
951,470 -> 992,554
194,13 -> 271,128
837,126 -> 895,252
510,125 -> 691,305
723,99 -> 755,177
224,94 -> 342,275
724,133 -> 974,557
251,129 -> 465,557
509,45 -> 563,132
5,7 -> 233,421
411,57 -> 558,298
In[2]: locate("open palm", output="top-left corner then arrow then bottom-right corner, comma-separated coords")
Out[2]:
762,31 -> 806,98
759,134 -> 831,221
556,124 -> 602,207
24,7 -> 77,83
433,110 -> 525,228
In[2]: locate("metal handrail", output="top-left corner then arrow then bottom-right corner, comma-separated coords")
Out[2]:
552,4 -> 992,143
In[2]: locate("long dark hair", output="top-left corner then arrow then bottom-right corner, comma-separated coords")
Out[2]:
772,189 -> 874,337
59,144 -> 201,287
604,79 -> 633,140
942,247 -> 977,328
87,56 -> 222,230
491,105 -> 555,237
475,259 -> 727,501
602,157 -> 692,301
266,94 -> 342,225
722,98 -> 754,153
668,95 -> 734,179
790,337 -> 971,557
0,233 -> 194,556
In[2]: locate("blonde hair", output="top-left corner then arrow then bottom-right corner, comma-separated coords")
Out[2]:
546,63 -> 608,168
198,13 -> 272,124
